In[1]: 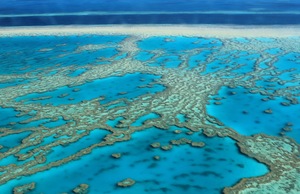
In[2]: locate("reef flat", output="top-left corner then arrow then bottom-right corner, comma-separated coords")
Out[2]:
1,25 -> 300,37
0,25 -> 299,193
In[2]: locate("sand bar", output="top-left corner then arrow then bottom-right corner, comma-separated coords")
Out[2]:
1,25 -> 300,38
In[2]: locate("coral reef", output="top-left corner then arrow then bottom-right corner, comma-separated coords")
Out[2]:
0,33 -> 299,193
111,153 -> 122,159
117,178 -> 136,187
13,182 -> 35,194
72,184 -> 89,194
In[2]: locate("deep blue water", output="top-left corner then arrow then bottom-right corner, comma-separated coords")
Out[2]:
1,0 -> 300,13
1,0 -> 300,25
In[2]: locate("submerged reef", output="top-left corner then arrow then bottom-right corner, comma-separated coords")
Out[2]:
117,178 -> 136,187
0,34 -> 299,193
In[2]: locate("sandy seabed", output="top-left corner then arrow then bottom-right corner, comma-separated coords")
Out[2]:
0,24 -> 300,37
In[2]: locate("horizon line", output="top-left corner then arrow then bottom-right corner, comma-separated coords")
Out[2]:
2,11 -> 300,18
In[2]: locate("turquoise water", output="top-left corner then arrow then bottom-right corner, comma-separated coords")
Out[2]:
148,55 -> 182,68
0,107 -> 33,127
138,37 -> 222,51
67,68 -> 88,77
135,51 -> 155,62
0,131 -> 32,152
274,52 -> 300,71
16,73 -> 165,106
0,35 -> 126,74
131,113 -> 160,126
187,50 -> 213,70
202,51 -> 260,76
176,114 -> 187,123
0,127 -> 268,194
0,79 -> 33,88
45,129 -> 110,164
0,34 -> 299,193
207,86 -> 300,143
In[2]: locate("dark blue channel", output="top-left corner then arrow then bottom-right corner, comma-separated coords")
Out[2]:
1,14 -> 300,26
1,0 -> 300,14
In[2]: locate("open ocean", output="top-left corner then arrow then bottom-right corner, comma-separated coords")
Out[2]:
0,0 -> 299,194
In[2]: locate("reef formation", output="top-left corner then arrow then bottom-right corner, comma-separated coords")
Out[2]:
0,30 -> 299,193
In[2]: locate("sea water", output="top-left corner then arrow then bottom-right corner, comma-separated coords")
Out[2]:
0,127 -> 268,194
0,1 -> 300,193
1,0 -> 300,25
0,33 -> 299,193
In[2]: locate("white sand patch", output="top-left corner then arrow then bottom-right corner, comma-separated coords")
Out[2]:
0,25 -> 300,38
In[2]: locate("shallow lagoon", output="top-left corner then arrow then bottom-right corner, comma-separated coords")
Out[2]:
0,127 -> 268,194
207,86 -> 300,143
16,73 -> 165,105
0,33 -> 299,193
0,35 -> 126,74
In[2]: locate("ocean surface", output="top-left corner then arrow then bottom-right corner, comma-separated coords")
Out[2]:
0,1 -> 300,194
1,0 -> 300,25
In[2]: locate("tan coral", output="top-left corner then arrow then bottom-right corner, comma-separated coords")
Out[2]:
117,178 -> 136,187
